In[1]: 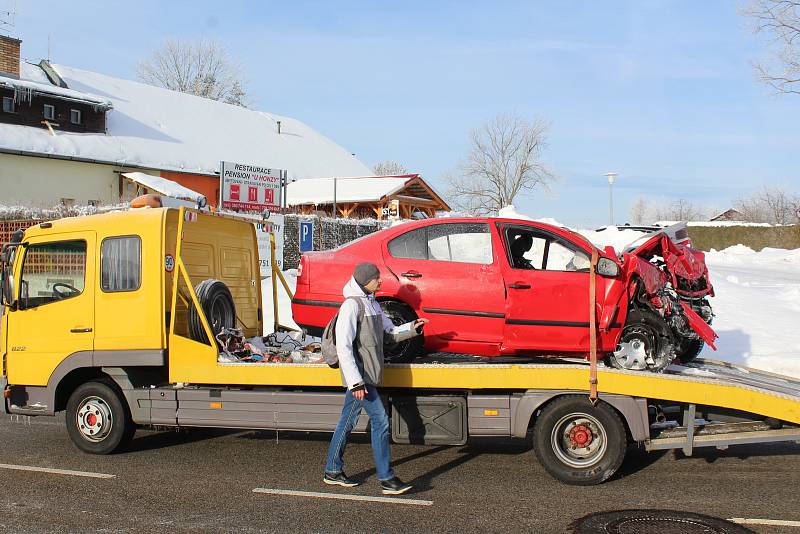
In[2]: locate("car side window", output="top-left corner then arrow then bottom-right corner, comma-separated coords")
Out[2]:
426,223 -> 493,264
388,227 -> 427,260
505,228 -> 546,269
101,236 -> 142,292
546,240 -> 591,272
504,227 -> 590,272
19,240 -> 87,308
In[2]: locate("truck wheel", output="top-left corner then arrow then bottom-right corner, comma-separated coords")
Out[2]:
65,381 -> 135,455
533,396 -> 627,485
189,279 -> 236,343
380,301 -> 424,364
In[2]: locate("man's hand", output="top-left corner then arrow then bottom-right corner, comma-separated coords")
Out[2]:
352,388 -> 366,401
413,318 -> 429,330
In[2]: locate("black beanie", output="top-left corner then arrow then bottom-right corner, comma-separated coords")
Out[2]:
353,262 -> 381,286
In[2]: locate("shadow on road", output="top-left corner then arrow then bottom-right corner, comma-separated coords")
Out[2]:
124,427 -> 234,453
672,441 -> 800,463
613,446 -> 670,480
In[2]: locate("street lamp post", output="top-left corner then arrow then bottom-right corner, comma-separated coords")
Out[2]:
604,172 -> 617,226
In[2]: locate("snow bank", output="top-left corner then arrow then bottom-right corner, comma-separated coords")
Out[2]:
576,227 -> 649,253
700,245 -> 800,378
497,205 -> 567,227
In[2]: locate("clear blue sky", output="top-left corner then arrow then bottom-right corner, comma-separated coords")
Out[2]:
9,0 -> 800,227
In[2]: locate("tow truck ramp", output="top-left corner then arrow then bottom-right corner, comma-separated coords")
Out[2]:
647,359 -> 800,455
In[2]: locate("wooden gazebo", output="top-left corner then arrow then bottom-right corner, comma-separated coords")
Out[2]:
286,174 -> 450,219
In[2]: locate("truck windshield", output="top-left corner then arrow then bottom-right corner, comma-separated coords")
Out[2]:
19,240 -> 87,308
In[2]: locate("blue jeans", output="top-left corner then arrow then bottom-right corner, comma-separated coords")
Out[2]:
325,385 -> 394,481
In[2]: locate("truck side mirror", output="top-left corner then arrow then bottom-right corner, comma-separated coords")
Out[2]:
1,245 -> 19,309
1,262 -> 14,308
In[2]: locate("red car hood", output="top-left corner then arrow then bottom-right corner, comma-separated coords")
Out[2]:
629,232 -> 707,280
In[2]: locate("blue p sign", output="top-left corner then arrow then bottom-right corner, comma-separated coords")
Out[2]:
299,221 -> 314,252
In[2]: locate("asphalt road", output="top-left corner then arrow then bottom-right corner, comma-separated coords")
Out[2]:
1,413 -> 799,533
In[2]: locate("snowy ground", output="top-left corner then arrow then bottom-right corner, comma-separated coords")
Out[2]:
699,246 -> 800,377
263,218 -> 800,378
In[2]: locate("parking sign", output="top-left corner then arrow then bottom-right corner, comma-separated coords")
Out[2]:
299,221 -> 314,253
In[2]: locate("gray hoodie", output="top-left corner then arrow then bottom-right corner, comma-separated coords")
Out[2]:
336,277 -> 418,389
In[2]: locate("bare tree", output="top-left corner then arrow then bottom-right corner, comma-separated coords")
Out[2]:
735,186 -> 800,224
445,113 -> 554,215
629,197 -> 649,224
744,0 -> 800,95
372,161 -> 409,176
137,38 -> 249,107
652,198 -> 708,222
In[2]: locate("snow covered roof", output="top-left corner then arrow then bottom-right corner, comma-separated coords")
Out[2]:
285,175 -> 418,205
121,172 -> 205,201
0,62 -> 371,180
2,62 -> 112,108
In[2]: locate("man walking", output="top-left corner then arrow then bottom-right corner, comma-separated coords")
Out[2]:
324,262 -> 428,495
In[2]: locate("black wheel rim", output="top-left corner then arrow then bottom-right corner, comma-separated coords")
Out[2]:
208,293 -> 233,334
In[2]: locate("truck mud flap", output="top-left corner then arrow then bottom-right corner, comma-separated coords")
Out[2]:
391,395 -> 467,446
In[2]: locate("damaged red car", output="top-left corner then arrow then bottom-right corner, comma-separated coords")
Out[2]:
292,218 -> 717,372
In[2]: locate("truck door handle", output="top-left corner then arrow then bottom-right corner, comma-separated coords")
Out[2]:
70,327 -> 93,333
508,283 -> 531,289
401,271 -> 422,279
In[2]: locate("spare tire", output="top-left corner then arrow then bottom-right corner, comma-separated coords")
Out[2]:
188,279 -> 236,344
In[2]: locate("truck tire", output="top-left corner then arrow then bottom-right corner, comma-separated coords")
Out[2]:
380,300 -> 424,364
532,396 -> 627,485
189,279 -> 236,343
65,381 -> 135,455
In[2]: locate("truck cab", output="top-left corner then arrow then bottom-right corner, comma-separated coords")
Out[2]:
1,207 -> 262,429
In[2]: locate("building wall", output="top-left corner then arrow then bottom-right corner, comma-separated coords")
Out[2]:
159,170 -> 219,207
0,152 -> 158,207
0,87 -> 107,133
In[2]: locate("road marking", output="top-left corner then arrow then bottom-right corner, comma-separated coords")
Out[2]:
253,488 -> 433,506
0,463 -> 115,479
729,518 -> 800,527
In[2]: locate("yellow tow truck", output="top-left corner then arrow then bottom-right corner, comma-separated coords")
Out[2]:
2,206 -> 799,485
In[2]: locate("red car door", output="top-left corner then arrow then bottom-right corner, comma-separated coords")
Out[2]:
382,221 -> 505,354
498,223 -> 596,355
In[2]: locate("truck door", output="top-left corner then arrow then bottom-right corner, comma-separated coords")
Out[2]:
6,233 -> 96,386
499,224 -> 594,354
382,221 -> 504,353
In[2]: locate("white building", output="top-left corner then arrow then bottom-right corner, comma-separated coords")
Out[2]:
0,35 -> 371,208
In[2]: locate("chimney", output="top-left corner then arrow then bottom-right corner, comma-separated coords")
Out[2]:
0,35 -> 21,78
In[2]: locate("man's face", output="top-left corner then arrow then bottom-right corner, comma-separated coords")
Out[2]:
364,277 -> 382,293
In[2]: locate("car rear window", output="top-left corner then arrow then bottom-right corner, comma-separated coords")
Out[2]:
388,227 -> 427,259
389,223 -> 493,264
427,223 -> 492,264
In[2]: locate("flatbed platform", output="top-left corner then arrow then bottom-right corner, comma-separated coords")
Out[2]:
201,347 -> 800,425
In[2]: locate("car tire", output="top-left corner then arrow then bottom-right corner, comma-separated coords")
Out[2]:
607,308 -> 675,372
676,338 -> 704,364
65,380 -> 135,455
532,395 -> 627,486
189,279 -> 236,343
380,300 -> 424,364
